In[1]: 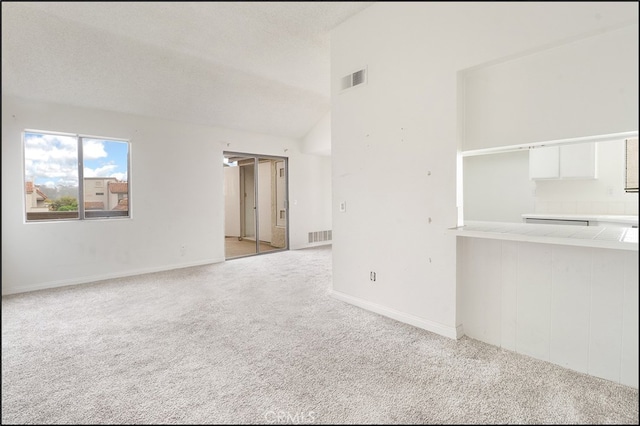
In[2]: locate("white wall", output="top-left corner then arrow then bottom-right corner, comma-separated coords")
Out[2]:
224,166 -> 240,237
463,24 -> 638,151
292,155 -> 333,247
331,2 -> 638,339
463,150 -> 535,223
297,111 -> 333,245
1,95 -> 332,295
301,111 -> 331,156
534,140 -> 639,215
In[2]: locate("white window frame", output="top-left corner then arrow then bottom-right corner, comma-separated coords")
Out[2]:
23,130 -> 131,222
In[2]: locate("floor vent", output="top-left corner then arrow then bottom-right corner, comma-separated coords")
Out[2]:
340,67 -> 367,92
308,230 -> 332,243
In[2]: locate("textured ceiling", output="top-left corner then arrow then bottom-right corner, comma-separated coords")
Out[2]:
1,2 -> 374,139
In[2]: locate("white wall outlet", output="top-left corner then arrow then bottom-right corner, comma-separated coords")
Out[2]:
180,245 -> 186,256
339,201 -> 347,212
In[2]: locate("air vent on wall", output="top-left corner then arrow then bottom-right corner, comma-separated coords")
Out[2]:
308,230 -> 332,243
340,67 -> 367,92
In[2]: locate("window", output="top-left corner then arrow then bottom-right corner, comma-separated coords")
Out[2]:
625,137 -> 638,193
24,131 -> 130,221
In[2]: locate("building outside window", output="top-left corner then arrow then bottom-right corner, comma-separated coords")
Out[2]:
23,131 -> 130,221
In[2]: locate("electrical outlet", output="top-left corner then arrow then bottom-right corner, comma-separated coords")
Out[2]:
370,271 -> 377,282
180,245 -> 186,256
339,201 -> 347,212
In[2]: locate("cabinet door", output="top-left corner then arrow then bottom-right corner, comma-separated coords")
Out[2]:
560,142 -> 596,179
529,146 -> 560,179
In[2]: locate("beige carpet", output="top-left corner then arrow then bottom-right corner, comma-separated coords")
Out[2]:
2,246 -> 638,424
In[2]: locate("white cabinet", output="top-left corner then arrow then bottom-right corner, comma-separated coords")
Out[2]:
529,143 -> 596,180
560,143 -> 597,178
529,146 -> 560,179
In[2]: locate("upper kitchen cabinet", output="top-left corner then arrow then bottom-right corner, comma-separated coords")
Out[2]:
529,145 -> 560,179
560,142 -> 597,179
529,142 -> 596,180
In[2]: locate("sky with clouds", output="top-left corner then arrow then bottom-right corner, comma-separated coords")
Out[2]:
24,132 -> 128,188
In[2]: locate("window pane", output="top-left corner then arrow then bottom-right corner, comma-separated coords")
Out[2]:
24,131 -> 79,221
82,138 -> 129,219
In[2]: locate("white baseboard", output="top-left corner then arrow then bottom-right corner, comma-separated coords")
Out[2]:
2,257 -> 225,296
290,241 -> 332,250
330,289 -> 464,340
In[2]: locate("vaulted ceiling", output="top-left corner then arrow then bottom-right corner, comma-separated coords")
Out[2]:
1,2 -> 374,140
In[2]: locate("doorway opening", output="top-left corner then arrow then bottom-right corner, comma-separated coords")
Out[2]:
223,152 -> 288,259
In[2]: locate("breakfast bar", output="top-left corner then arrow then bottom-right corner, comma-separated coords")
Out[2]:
452,220 -> 638,389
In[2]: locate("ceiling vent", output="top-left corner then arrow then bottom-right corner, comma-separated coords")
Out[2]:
340,67 -> 367,92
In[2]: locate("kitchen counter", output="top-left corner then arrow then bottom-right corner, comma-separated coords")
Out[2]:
521,213 -> 638,226
450,220 -> 638,251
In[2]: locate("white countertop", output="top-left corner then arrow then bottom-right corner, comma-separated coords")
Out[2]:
521,213 -> 638,225
450,220 -> 638,251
